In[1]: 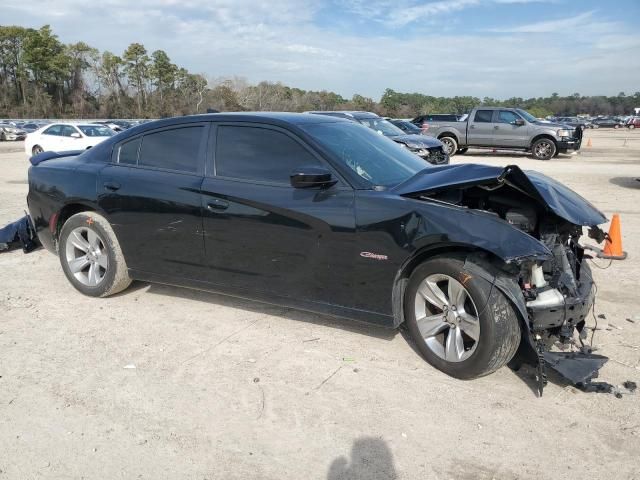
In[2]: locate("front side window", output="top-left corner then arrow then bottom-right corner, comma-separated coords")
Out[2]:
497,111 -> 520,124
216,126 -> 320,184
61,125 -> 79,137
474,110 -> 494,123
43,125 -> 63,136
138,126 -> 203,173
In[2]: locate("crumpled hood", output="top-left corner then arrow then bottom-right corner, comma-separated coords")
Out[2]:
389,134 -> 443,148
393,163 -> 607,227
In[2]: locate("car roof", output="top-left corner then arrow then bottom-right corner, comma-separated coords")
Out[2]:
305,111 -> 380,120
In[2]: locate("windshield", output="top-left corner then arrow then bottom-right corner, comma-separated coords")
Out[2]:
516,109 -> 538,123
356,117 -> 405,137
302,122 -> 428,187
78,125 -> 115,137
394,120 -> 421,133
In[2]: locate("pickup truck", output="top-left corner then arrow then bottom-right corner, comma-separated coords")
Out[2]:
412,107 -> 583,160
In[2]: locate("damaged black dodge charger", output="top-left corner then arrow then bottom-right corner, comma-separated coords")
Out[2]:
27,113 -> 609,380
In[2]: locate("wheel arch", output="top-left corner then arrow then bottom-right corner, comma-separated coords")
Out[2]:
55,202 -> 110,242
530,134 -> 558,150
392,244 -> 531,351
437,131 -> 459,143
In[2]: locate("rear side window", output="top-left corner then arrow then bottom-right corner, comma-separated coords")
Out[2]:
61,125 -> 79,137
216,126 -> 320,184
138,126 -> 203,173
474,110 -> 494,123
117,138 -> 141,164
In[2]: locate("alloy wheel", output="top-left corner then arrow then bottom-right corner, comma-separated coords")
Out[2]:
64,226 -> 109,287
534,141 -> 553,158
413,273 -> 480,362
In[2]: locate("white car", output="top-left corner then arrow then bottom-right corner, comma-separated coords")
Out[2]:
25,123 -> 116,156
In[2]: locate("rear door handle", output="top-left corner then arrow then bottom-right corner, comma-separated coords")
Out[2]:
103,181 -> 121,191
469,125 -> 475,129
207,199 -> 229,211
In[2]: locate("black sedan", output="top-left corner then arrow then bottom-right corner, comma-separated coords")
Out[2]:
27,113 -> 608,380
591,118 -> 625,128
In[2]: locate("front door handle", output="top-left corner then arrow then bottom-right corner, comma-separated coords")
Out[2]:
494,125 -> 499,129
103,181 -> 121,191
469,125 -> 475,129
207,199 -> 229,211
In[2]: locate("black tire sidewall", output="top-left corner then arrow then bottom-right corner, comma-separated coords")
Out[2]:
404,256 -> 517,379
58,213 -> 118,297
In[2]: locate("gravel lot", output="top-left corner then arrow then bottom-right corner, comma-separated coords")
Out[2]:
1,130 -> 639,479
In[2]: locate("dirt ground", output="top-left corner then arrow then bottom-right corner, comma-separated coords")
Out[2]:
1,129 -> 639,480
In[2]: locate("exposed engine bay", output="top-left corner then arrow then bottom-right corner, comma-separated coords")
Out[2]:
411,171 -> 611,395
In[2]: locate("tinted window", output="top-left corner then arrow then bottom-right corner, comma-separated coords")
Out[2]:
138,126 -> 203,173
474,110 -> 494,123
497,111 -> 520,124
43,125 -> 63,136
60,125 -> 80,137
118,138 -> 141,164
216,126 -> 319,184
302,122 -> 426,187
78,125 -> 114,137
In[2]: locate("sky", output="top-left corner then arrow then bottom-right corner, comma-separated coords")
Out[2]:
3,0 -> 640,100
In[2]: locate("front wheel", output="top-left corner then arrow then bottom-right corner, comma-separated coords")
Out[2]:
404,256 -> 521,379
58,212 -> 131,297
531,138 -> 556,160
629,124 -> 636,130
439,136 -> 458,156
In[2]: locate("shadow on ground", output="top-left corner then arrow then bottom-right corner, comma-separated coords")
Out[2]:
140,281 -> 399,341
610,177 -> 640,190
328,437 -> 397,480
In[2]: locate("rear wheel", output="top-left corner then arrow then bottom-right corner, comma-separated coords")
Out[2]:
531,138 -> 556,160
614,124 -> 620,129
439,136 -> 458,156
630,124 -> 636,130
32,145 -> 43,155
58,212 -> 131,297
404,256 -> 521,379
0,132 -> 6,141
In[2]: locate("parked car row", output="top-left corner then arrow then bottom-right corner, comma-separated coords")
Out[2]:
0,123 -> 28,141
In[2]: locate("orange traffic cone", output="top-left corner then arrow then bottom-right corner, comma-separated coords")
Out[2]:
600,214 -> 627,260
586,138 -> 592,148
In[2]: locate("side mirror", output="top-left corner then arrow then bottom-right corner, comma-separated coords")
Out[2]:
70,132 -> 82,138
290,167 -> 337,189
513,119 -> 525,126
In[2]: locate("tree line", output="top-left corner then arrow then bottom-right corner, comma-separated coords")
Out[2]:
1,24 -> 638,119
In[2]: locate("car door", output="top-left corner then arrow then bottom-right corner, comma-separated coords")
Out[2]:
494,110 -> 528,147
466,109 -> 497,146
39,124 -> 64,151
59,125 -> 83,151
200,123 -> 356,307
97,123 -> 208,280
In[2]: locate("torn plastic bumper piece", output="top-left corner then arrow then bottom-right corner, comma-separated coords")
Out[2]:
543,351 -> 609,388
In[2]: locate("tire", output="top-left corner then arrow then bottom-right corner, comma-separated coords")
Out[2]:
630,125 -> 636,130
0,132 -> 6,142
594,124 -> 599,129
404,256 -> 521,379
531,138 -> 556,160
32,145 -> 43,155
614,124 -> 620,129
439,136 -> 458,156
457,147 -> 468,155
58,212 -> 131,297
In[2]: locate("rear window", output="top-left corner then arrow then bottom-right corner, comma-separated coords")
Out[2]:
474,110 -> 494,123
138,126 -> 203,173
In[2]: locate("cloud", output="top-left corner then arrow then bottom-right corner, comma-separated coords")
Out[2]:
1,0 -> 638,99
